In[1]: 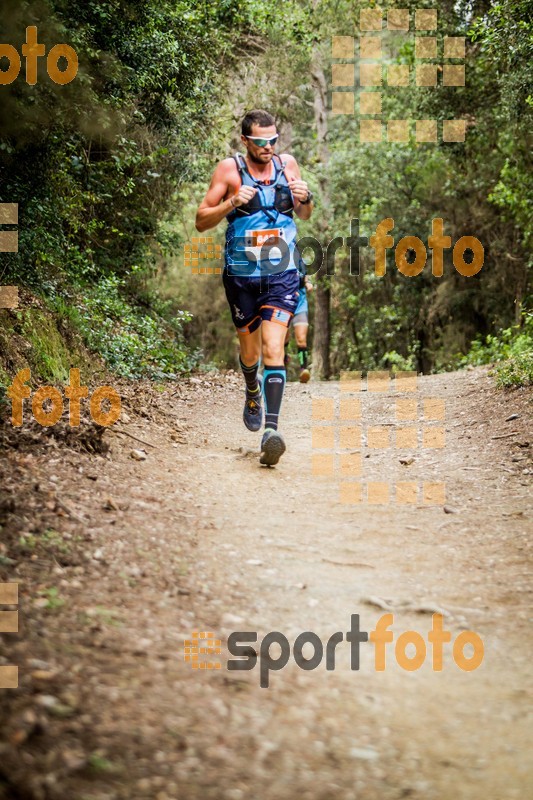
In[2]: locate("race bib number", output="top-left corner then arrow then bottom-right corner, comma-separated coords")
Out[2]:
244,228 -> 284,262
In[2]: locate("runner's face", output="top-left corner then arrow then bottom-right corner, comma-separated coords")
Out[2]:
242,125 -> 278,164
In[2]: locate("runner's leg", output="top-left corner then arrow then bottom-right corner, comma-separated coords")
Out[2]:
237,326 -> 264,432
294,320 -> 310,382
238,327 -> 262,395
256,270 -> 299,464
294,322 -> 309,367
261,320 -> 287,431
222,272 -> 264,431
283,326 -> 291,367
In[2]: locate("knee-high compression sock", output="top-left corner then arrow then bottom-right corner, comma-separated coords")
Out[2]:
263,366 -> 286,431
298,347 -> 309,369
240,358 -> 260,396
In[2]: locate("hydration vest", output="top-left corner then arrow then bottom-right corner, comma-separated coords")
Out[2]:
228,153 -> 295,219
225,153 -> 300,278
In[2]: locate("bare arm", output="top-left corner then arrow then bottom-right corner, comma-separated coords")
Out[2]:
283,154 -> 314,221
195,160 -> 258,232
195,161 -> 234,232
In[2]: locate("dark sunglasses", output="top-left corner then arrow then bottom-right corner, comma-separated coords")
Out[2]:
245,135 -> 279,147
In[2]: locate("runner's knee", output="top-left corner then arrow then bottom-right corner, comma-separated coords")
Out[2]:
262,336 -> 285,364
294,324 -> 308,347
238,329 -> 261,365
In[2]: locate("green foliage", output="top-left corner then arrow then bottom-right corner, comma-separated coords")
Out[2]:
488,140 -> 533,248
495,353 -> 533,388
56,276 -> 198,379
88,753 -> 119,774
470,0 -> 533,122
460,313 -> 533,366
20,311 -> 72,383
18,530 -> 74,557
40,587 -> 65,610
0,303 -> 100,390
460,312 -> 533,388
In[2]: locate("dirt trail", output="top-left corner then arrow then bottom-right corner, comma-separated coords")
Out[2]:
0,367 -> 531,800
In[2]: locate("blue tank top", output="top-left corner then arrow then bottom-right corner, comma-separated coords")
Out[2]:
225,154 -> 299,278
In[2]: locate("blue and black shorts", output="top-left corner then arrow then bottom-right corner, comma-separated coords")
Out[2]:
222,269 -> 300,334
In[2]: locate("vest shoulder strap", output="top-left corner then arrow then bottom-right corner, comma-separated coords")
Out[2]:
233,152 -> 262,188
233,152 -> 247,175
273,154 -> 293,188
273,153 -> 287,172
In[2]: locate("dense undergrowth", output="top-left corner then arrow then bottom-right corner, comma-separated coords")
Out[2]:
459,312 -> 533,388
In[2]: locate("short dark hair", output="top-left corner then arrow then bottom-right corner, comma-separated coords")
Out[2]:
241,109 -> 276,136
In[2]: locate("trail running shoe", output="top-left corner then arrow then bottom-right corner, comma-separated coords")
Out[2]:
259,428 -> 286,466
243,376 -> 263,432
299,368 -> 311,383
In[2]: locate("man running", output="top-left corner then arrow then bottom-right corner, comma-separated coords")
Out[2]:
195,109 -> 314,466
284,275 -> 313,383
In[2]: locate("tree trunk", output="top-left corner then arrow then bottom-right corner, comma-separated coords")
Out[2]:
310,60 -> 331,380
313,279 -> 331,378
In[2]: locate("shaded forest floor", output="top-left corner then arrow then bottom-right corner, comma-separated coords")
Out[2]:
0,366 -> 532,800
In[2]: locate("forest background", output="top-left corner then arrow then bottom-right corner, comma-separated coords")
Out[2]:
0,0 -> 531,388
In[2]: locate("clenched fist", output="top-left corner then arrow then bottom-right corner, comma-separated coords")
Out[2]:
231,186 -> 258,207
288,177 -> 310,203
